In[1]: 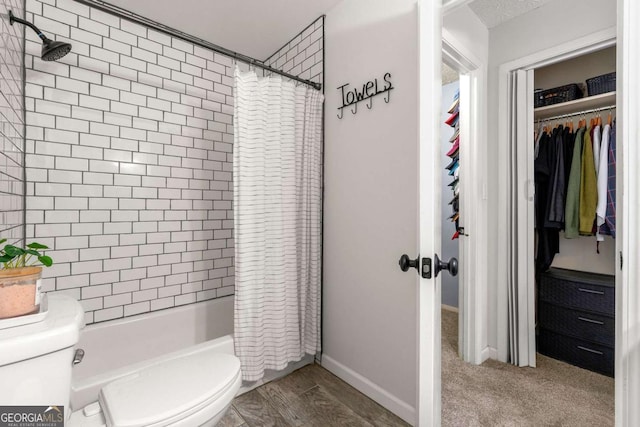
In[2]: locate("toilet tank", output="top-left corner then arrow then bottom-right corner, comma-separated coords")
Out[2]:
0,294 -> 84,418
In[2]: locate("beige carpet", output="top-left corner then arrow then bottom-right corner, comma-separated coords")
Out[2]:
441,309 -> 614,426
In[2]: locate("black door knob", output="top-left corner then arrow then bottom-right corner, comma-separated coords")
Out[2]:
399,254 -> 420,273
434,254 -> 458,277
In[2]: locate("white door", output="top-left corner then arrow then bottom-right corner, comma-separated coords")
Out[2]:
323,0 -> 444,425
416,0 -> 445,424
323,0 -> 446,424
618,0 -> 640,424
511,69 -> 536,367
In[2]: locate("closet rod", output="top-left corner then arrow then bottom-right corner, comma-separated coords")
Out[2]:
73,0 -> 323,91
535,104 -> 616,123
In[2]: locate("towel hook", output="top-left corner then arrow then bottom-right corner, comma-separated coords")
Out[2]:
384,90 -> 391,103
351,102 -> 358,115
337,108 -> 344,120
366,97 -> 373,109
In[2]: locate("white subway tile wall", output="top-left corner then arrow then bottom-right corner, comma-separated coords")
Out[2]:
24,0 -> 238,324
20,0 -> 324,325
0,0 -> 25,246
264,16 -> 324,86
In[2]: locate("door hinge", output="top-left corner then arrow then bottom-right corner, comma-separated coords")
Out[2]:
620,251 -> 623,270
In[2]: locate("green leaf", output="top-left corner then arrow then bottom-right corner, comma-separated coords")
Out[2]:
0,255 -> 14,263
0,239 -> 6,245
38,255 -> 53,267
26,249 -> 40,256
27,242 -> 49,250
4,246 -> 25,257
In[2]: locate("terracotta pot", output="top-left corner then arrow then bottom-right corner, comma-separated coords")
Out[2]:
0,267 -> 42,319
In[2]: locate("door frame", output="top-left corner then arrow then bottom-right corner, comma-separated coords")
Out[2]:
442,28 -> 489,365
496,27 -> 616,362
617,0 -> 640,424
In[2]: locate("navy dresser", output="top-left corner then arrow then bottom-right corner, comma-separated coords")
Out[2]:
538,268 -> 615,377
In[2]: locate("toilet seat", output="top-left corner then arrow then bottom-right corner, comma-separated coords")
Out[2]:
99,352 -> 241,427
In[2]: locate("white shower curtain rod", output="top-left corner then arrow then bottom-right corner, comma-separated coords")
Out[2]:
535,104 -> 616,123
73,0 -> 323,91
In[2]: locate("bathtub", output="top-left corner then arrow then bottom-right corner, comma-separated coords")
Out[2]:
71,296 -> 234,410
70,295 -> 315,411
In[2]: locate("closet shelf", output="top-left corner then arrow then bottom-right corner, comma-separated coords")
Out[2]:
534,92 -> 616,120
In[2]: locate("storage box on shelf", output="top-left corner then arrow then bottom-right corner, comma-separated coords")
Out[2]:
537,268 -> 615,377
586,72 -> 616,96
534,83 -> 583,108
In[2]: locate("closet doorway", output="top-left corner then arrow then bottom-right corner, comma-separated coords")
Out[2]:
441,31 -> 487,366
497,29 -> 618,371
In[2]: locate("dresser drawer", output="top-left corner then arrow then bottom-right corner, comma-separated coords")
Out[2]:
540,269 -> 614,315
538,302 -> 614,347
538,329 -> 614,377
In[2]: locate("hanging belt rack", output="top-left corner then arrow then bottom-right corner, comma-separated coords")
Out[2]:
535,104 -> 616,123
73,0 -> 322,91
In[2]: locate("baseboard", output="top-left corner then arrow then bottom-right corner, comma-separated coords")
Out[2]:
238,354 -> 315,395
320,355 -> 415,426
441,304 -> 459,313
482,346 -> 498,361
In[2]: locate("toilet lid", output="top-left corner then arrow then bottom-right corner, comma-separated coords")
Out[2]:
99,352 -> 240,427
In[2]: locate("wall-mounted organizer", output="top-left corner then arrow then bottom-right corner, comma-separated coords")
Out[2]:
336,73 -> 393,119
445,90 -> 460,240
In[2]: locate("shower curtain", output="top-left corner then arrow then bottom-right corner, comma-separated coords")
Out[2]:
233,68 -> 323,381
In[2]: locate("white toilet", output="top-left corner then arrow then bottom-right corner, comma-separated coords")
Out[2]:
0,294 -> 242,426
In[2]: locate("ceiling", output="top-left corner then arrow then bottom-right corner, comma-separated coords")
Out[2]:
103,0 -> 556,63
467,0 -> 556,28
104,0 -> 342,60
442,63 -> 459,85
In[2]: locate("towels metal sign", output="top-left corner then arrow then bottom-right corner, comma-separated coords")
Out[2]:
337,72 -> 393,119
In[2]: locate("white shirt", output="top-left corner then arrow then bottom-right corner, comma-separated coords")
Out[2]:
595,123 -> 610,242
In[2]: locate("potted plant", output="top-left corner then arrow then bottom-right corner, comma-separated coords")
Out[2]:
0,239 -> 53,319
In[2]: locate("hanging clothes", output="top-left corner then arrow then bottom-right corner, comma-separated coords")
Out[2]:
601,121 -> 616,237
564,127 -> 585,238
562,125 -> 575,208
535,124 -> 544,159
595,123 -> 611,241
592,123 -> 601,178
579,126 -> 598,235
535,130 -> 559,272
546,126 -> 566,226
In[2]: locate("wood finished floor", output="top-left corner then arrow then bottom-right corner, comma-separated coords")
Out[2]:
217,363 -> 409,427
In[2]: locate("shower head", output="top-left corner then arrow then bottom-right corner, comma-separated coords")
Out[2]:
9,10 -> 72,61
41,38 -> 72,61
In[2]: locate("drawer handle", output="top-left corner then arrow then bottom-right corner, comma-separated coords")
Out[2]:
578,288 -> 605,295
577,345 -> 604,355
578,316 -> 604,325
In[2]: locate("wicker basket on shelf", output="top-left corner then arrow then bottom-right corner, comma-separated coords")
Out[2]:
586,72 -> 616,96
534,83 -> 583,108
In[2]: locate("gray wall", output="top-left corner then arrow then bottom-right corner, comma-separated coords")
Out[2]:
0,0 -> 25,246
441,80 -> 459,308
